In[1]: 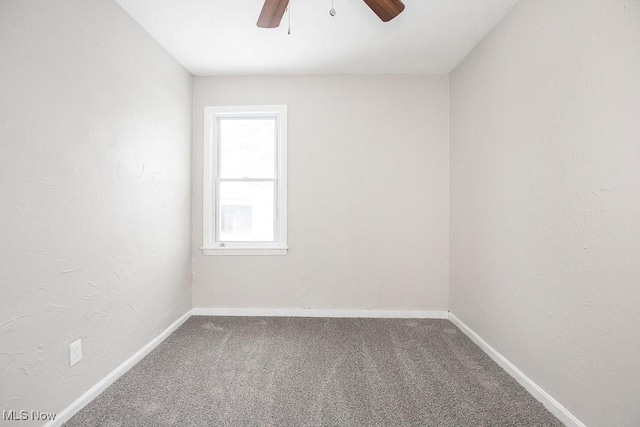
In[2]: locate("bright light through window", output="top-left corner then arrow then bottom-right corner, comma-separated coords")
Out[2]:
220,119 -> 276,179
203,106 -> 287,255
219,181 -> 275,242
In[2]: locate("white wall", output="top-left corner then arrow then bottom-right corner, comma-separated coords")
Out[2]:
193,76 -> 449,311
450,1 -> 640,426
0,0 -> 192,421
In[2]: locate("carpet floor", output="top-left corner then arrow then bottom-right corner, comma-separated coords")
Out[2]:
66,316 -> 563,426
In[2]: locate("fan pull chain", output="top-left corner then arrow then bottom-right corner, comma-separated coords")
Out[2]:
330,0 -> 336,16
287,0 -> 291,34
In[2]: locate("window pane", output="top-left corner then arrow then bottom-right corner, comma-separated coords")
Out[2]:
218,181 -> 275,242
219,118 -> 276,178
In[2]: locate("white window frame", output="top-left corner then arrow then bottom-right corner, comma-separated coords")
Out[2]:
202,105 -> 288,256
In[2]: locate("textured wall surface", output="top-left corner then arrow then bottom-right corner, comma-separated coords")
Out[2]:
192,76 -> 449,311
0,0 -> 192,421
450,0 -> 640,426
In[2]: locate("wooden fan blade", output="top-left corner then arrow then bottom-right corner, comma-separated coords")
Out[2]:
257,0 -> 290,28
362,0 -> 405,22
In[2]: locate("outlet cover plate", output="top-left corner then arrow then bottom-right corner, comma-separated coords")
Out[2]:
70,338 -> 82,367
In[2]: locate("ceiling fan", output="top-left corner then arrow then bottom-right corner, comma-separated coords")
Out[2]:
257,0 -> 405,28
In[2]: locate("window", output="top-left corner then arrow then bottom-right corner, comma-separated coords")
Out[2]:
202,105 -> 287,255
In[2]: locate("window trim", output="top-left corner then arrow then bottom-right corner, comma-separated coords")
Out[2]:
202,105 -> 288,256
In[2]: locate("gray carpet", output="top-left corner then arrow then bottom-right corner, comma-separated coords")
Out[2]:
66,317 -> 563,426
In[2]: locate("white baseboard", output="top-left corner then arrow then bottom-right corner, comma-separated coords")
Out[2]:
192,307 -> 449,319
448,313 -> 586,427
47,310 -> 192,427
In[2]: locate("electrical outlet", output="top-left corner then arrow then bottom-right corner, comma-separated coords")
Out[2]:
69,338 -> 82,367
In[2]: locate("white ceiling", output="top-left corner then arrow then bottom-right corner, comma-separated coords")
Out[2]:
115,0 -> 519,76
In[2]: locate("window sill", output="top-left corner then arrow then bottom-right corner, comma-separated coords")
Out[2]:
201,247 -> 288,256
